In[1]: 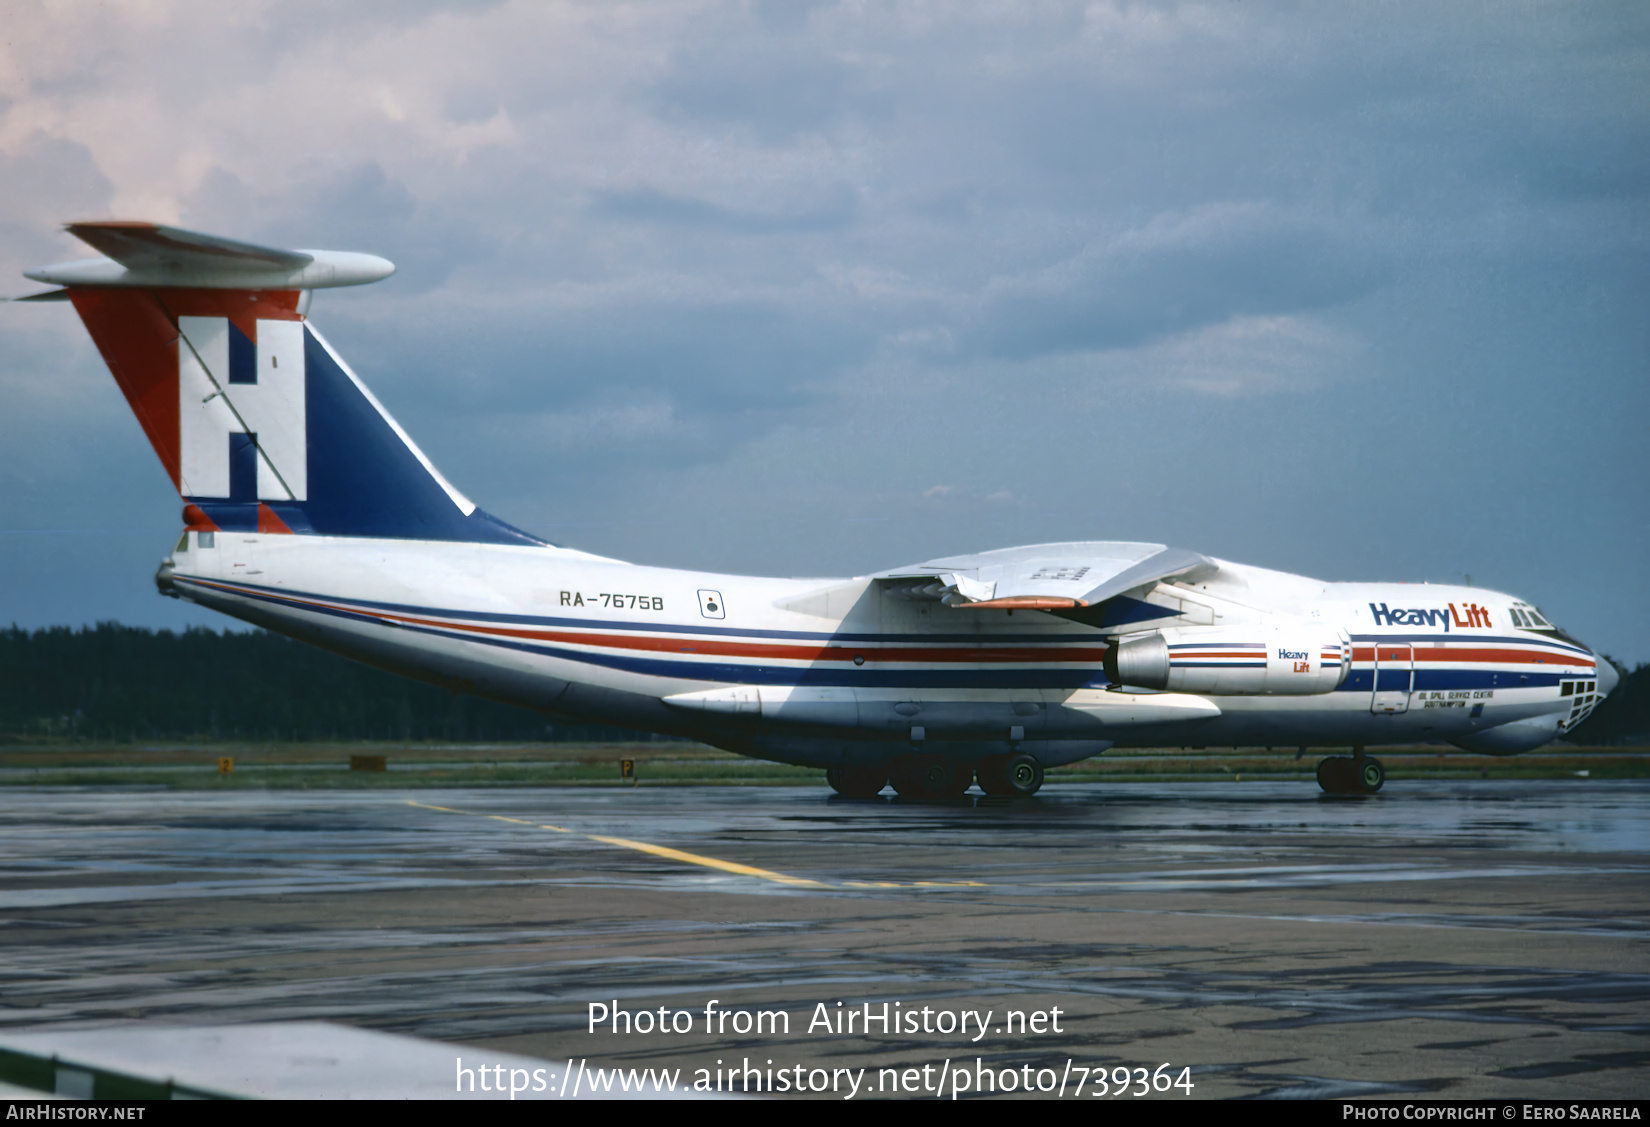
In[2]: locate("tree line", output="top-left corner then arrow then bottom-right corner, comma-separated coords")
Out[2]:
0,623 -> 653,743
1,623 -> 1643,745
1571,660 -> 1649,745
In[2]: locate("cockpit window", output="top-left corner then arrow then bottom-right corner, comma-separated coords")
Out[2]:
1510,602 -> 1586,647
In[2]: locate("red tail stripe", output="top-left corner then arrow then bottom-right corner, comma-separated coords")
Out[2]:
65,287 -> 304,493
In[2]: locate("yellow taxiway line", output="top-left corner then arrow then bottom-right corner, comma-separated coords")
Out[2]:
586,834 -> 828,888
408,800 -> 825,887
406,800 -> 982,889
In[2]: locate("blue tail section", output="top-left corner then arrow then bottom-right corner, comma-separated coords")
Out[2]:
292,326 -> 539,543
180,318 -> 541,546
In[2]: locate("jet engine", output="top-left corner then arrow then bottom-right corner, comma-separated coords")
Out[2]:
1105,625 -> 1349,696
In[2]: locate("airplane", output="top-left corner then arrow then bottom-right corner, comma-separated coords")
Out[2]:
15,222 -> 1619,798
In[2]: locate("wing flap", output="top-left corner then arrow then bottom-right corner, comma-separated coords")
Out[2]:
874,541 -> 1216,610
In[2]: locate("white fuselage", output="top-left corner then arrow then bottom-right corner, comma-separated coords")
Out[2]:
161,531 -> 1603,768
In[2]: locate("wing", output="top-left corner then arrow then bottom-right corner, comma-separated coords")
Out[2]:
872,541 -> 1216,610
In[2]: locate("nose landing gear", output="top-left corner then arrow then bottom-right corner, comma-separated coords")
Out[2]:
1316,747 -> 1385,795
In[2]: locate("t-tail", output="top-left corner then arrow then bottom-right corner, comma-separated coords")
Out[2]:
22,221 -> 539,545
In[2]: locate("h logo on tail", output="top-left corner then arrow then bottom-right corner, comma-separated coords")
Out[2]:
177,316 -> 307,501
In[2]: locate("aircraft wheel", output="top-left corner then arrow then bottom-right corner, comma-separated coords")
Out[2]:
979,753 -> 1044,797
1316,756 -> 1357,794
828,765 -> 888,798
1005,752 -> 1044,796
1356,755 -> 1385,794
891,756 -> 969,800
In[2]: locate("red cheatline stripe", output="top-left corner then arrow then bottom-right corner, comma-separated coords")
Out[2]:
1350,644 -> 1590,668
1413,646 -> 1592,667
186,579 -> 1109,665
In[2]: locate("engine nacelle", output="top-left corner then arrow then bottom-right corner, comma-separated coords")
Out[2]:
1105,625 -> 1349,696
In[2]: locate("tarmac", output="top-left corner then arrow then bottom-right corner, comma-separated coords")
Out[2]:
0,780 -> 1646,1099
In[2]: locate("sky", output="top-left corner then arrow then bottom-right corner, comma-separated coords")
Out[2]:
1,1 -> 1646,661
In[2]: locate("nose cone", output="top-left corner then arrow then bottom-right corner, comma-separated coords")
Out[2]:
1596,656 -> 1620,698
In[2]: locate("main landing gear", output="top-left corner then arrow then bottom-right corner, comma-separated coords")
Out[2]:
975,753 -> 1044,798
889,756 -> 972,800
824,766 -> 890,799
1316,747 -> 1385,795
825,753 -> 1047,800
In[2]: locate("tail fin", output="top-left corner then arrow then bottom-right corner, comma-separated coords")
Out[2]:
26,222 -> 539,545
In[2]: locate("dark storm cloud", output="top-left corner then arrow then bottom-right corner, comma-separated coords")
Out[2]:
184,162 -> 494,295
969,208 -> 1389,358
589,185 -> 857,235
0,133 -> 114,282
650,37 -> 856,144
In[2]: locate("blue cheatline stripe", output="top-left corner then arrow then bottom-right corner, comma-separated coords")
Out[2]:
1336,669 -> 1569,693
177,577 -> 1112,690
179,575 -> 1113,646
1415,669 -> 1566,690
1171,661 -> 1267,669
1374,670 -> 1412,691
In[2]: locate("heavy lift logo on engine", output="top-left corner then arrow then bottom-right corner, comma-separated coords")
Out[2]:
1368,602 -> 1491,631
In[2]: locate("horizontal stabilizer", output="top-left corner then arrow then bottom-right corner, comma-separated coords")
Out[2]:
26,222 -> 394,291
874,542 -> 1216,609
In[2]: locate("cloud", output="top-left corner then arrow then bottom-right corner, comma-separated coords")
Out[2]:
588,184 -> 857,235
0,132 -> 115,284
1091,313 -> 1366,398
651,36 -> 854,145
182,161 -> 490,293
970,203 -> 1387,359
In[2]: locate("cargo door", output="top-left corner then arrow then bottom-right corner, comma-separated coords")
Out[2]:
1370,642 -> 1414,714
